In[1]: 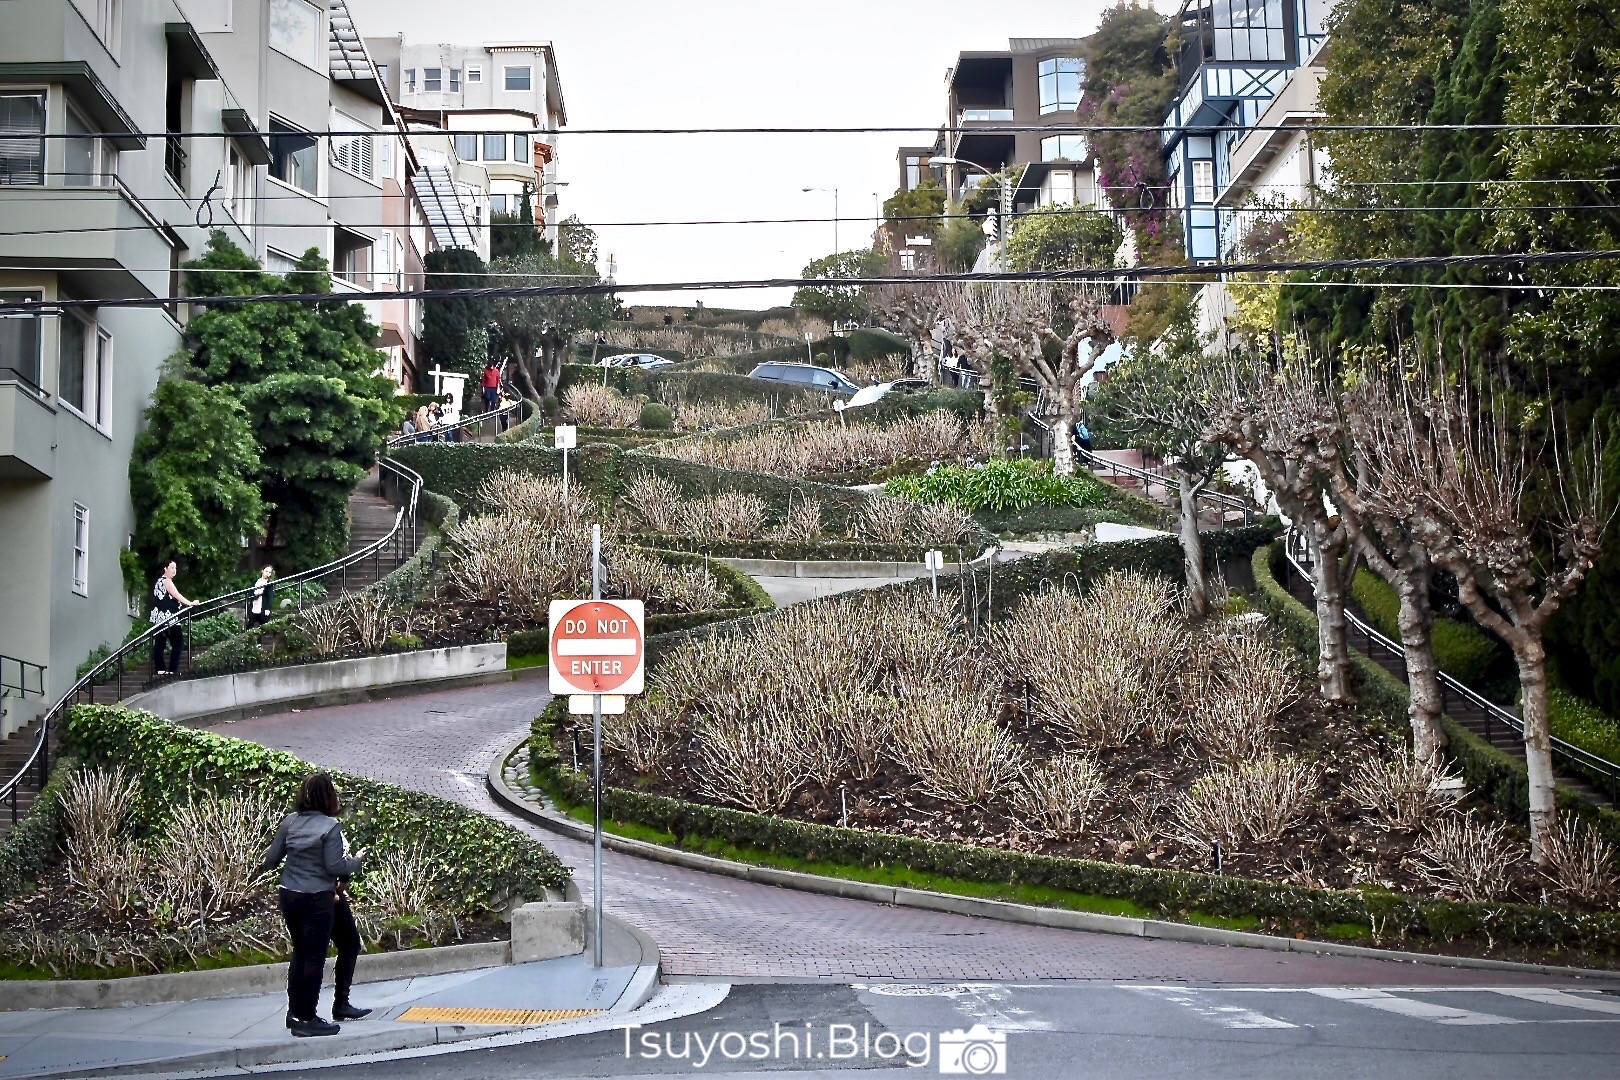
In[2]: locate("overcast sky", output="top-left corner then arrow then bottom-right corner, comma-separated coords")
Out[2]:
349,0 -> 1153,308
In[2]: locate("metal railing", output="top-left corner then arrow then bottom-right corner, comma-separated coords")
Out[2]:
1280,528 -> 1620,804
1,654 -> 46,702
388,390 -> 522,448
1073,443 -> 1255,525
1,462 -> 424,826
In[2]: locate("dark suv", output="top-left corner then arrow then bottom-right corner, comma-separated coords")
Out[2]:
747,362 -> 862,394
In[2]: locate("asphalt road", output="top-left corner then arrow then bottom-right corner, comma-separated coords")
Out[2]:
304,981 -> 1620,1079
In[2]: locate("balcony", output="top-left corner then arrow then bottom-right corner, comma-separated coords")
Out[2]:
0,375 -> 54,480
957,109 -> 1014,125
0,185 -> 176,300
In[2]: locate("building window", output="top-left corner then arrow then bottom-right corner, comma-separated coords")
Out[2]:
423,67 -> 441,92
1038,57 -> 1083,114
516,134 -> 531,162
90,0 -> 122,56
335,237 -> 370,286
57,312 -> 111,430
330,111 -> 375,181
376,63 -> 389,86
454,133 -> 479,161
504,65 -> 532,92
224,144 -> 254,225
269,0 -> 322,68
1213,0 -> 1288,63
450,69 -> 462,93
1191,159 -> 1215,204
467,65 -> 482,83
269,117 -> 319,195
0,94 -> 46,186
905,155 -> 923,190
1040,135 -> 1087,162
0,291 -> 44,388
65,102 -> 111,186
266,248 -> 299,275
899,250 -> 916,272
489,194 -> 509,215
482,133 -> 508,161
405,68 -> 416,93
72,504 -> 90,597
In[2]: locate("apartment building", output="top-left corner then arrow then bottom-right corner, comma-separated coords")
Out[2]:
1159,0 -> 1332,264
0,0 -> 405,732
367,37 -> 566,248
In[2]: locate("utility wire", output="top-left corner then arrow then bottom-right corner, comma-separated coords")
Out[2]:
24,249 -> 1620,312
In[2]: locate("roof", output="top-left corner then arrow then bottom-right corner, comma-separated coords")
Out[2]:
1008,38 -> 1083,51
416,165 -> 479,251
327,0 -> 388,105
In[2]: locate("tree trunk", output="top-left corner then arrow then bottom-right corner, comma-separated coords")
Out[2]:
1051,414 -> 1075,477
1513,629 -> 1558,865
1178,468 -> 1208,619
1392,568 -> 1448,764
1310,527 -> 1355,703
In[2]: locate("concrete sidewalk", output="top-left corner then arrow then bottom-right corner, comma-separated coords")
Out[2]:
0,923 -> 656,1079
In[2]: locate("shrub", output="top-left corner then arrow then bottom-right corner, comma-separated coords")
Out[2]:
1012,754 -> 1105,838
1351,569 -> 1506,688
1172,756 -> 1320,854
1547,688 -> 1620,775
60,766 -> 144,920
850,494 -> 915,544
1180,627 -> 1300,762
622,473 -> 684,533
911,502 -> 978,547
770,496 -> 826,541
602,694 -> 683,776
479,469 -> 598,528
885,458 -> 1112,512
563,384 -> 640,428
1541,815 -> 1620,906
1343,752 -> 1461,833
693,701 -> 824,813
639,402 -> 675,430
681,492 -> 769,539
155,788 -> 281,923
652,415 -> 989,480
1414,812 -> 1521,902
888,688 -> 1024,805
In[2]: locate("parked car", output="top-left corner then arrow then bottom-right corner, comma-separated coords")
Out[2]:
601,352 -> 674,369
747,362 -> 862,394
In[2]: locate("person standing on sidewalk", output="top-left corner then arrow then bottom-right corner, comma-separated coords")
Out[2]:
150,560 -> 197,675
258,773 -> 368,1038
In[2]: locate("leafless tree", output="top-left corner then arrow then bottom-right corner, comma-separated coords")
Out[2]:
1207,351 -> 1357,702
941,282 -> 1116,475
867,249 -> 948,383
1349,356 -> 1608,862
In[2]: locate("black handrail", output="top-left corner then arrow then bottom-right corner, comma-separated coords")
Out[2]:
388,387 -> 522,448
1280,527 -> 1620,804
1,654 -> 46,701
1,462 -> 424,825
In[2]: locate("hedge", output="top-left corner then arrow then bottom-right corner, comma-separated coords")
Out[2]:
1350,569 -> 1510,693
66,705 -> 568,912
621,534 -> 990,563
1250,542 -> 1620,848
529,702 -> 1619,961
0,754 -> 78,903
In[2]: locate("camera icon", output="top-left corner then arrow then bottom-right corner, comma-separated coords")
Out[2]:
937,1024 -> 1007,1074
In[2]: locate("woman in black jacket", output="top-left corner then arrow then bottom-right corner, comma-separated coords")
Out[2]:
259,773 -> 369,1037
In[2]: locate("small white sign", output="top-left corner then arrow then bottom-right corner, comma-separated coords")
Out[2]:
924,549 -> 945,570
832,399 -> 847,412
554,424 -> 578,450
569,694 -> 626,715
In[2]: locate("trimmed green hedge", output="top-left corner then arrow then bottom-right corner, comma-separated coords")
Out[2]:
1250,543 -> 1620,847
0,755 -> 77,903
529,701 -> 1618,961
1351,569 -> 1509,691
66,705 -> 568,911
1548,688 -> 1620,788
861,387 -> 983,426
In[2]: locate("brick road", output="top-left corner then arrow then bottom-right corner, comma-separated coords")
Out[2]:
218,681 -> 1578,985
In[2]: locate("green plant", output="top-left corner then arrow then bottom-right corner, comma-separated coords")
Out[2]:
885,458 -> 1112,512
639,402 -> 674,430
1351,569 -> 1508,690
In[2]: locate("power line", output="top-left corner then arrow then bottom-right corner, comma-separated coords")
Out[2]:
24,249 -> 1620,312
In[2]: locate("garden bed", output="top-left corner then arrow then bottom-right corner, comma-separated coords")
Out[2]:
0,705 -> 567,979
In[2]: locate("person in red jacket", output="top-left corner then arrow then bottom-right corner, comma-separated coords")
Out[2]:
481,362 -> 502,414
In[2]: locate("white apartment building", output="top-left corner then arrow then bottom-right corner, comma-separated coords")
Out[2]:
367,37 -> 567,248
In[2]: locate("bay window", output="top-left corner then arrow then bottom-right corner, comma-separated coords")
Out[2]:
0,94 -> 45,186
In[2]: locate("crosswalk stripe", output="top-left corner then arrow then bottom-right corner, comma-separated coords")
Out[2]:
1131,988 -> 1299,1029
1304,988 -> 1523,1026
1487,989 -> 1620,1017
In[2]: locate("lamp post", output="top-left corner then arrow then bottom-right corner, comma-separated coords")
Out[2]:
802,186 -> 839,253
929,156 -> 1012,268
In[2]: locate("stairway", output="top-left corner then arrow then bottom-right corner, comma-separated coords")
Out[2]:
0,717 -> 46,832
1279,560 -> 1613,808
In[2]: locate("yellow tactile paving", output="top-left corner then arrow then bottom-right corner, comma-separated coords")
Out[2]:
395,1006 -> 602,1026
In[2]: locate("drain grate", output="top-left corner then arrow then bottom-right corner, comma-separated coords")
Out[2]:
396,1006 -> 601,1026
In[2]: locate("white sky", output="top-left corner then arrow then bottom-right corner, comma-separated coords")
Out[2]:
349,0 -> 1153,308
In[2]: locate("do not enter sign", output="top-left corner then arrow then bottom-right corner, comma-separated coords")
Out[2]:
548,599 -> 646,696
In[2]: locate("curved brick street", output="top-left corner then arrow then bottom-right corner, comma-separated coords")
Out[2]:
216,680 -> 1578,985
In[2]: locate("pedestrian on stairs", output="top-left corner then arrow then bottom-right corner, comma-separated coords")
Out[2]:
1074,417 -> 1094,455
247,566 -> 276,628
481,361 -> 502,413
259,773 -> 370,1039
150,560 -> 197,676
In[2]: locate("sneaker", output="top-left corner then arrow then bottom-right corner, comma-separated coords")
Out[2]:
289,1016 -> 341,1038
285,1012 -> 296,1030
333,1002 -> 371,1021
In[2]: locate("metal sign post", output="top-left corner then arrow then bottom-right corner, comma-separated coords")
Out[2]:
549,539 -> 646,970
555,425 -> 577,504
925,549 -> 944,598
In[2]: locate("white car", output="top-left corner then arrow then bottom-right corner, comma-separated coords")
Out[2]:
601,353 -> 674,369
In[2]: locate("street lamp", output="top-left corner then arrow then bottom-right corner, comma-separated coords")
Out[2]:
802,186 -> 839,253
928,156 -> 1013,267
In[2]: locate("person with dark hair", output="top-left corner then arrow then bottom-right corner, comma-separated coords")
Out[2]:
247,566 -> 276,628
150,560 -> 197,675
258,773 -> 368,1038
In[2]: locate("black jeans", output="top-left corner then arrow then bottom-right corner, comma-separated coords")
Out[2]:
332,898 -> 361,1004
279,888 -> 335,1021
151,625 -> 183,673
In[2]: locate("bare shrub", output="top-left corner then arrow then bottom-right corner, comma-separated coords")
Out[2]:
608,548 -> 731,612
1414,812 -> 1521,902
155,788 -> 280,923
358,842 -> 438,921
850,494 -> 915,544
346,591 -> 394,652
887,688 -> 1024,805
622,473 -> 684,533
670,397 -> 772,432
1539,815 -> 1619,906
1012,754 -> 1105,837
480,469 -> 596,530
563,384 -> 639,428
1172,755 -> 1320,854
1180,628 -> 1299,762
1343,751 -> 1461,832
679,492 -> 768,539
693,700 -> 827,812
61,766 -> 144,920
653,415 -> 985,478
771,496 -> 826,541
989,590 -> 1089,680
602,694 -> 685,776
822,693 -> 892,780
911,502 -> 977,547
299,601 -> 354,656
